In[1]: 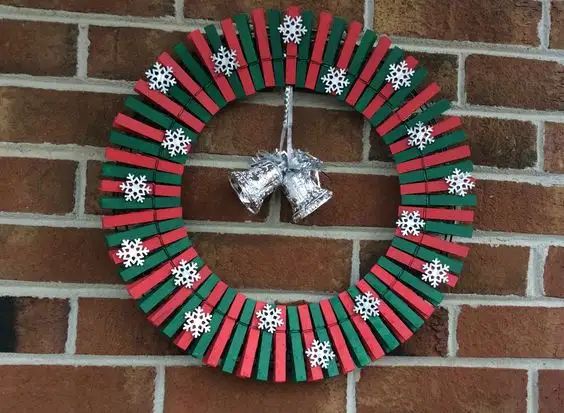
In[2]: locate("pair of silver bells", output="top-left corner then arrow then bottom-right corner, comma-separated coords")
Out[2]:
229,150 -> 333,221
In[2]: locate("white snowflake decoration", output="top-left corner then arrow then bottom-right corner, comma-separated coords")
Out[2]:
396,210 -> 426,236
211,46 -> 240,77
183,306 -> 212,338
445,168 -> 475,197
421,258 -> 450,288
116,239 -> 149,268
145,62 -> 176,94
321,66 -> 350,95
172,260 -> 200,289
162,127 -> 192,157
353,291 -> 381,321
407,121 -> 435,150
120,173 -> 152,202
278,15 -> 308,44
256,304 -> 284,334
386,60 -> 415,90
305,340 -> 336,369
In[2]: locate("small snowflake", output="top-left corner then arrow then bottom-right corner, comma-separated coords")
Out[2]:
386,60 -> 415,90
172,260 -> 200,289
353,291 -> 381,321
116,239 -> 149,268
421,258 -> 450,288
183,306 -> 212,338
145,62 -> 176,94
321,66 -> 350,95
256,304 -> 284,334
305,340 -> 336,369
278,15 -> 308,44
407,121 -> 435,150
211,46 -> 240,77
445,169 -> 475,197
120,173 -> 152,202
396,210 -> 426,236
162,127 -> 192,157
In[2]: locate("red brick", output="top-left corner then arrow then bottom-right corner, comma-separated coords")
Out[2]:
357,367 -> 527,413
0,20 -> 77,76
0,87 -> 122,146
544,122 -> 564,173
165,366 -> 347,412
539,370 -> 564,413
194,233 -> 352,292
0,297 -> 68,353
373,0 -> 541,46
457,306 -> 564,358
412,52 -> 458,101
392,308 -> 448,357
466,55 -> 564,111
550,2 -> 564,49
76,298 -> 177,355
544,246 -> 564,298
474,180 -> 564,235
0,365 -> 154,413
0,225 -> 117,284
86,161 -> 102,215
359,240 -> 389,275
0,158 -> 77,214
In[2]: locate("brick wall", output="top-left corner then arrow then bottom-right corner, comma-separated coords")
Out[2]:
0,1 -> 562,412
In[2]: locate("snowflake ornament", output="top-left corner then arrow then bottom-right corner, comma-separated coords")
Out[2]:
162,127 -> 192,157
211,46 -> 240,77
305,340 -> 336,369
321,66 -> 350,95
278,15 -> 308,44
256,304 -> 284,334
421,258 -> 450,288
445,169 -> 475,197
396,210 -> 426,236
172,260 -> 200,289
183,306 -> 212,338
120,173 -> 152,202
145,62 -> 176,94
116,239 -> 149,268
353,291 -> 381,321
386,60 -> 415,90
407,121 -> 435,150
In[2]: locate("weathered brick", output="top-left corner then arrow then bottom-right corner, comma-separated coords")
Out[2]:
193,233 -> 352,292
0,365 -> 154,413
0,87 -> 122,146
86,161 -> 102,215
411,52 -> 458,101
0,20 -> 77,76
392,308 -> 448,357
0,297 -> 68,353
357,367 -> 527,413
466,55 -> 564,111
457,306 -> 564,358
539,370 -> 564,413
0,158 -> 77,214
0,225 -> 117,284
359,240 -> 389,276
76,298 -> 177,355
550,1 -> 564,49
165,366 -> 347,412
544,122 -> 564,173
544,246 -> 564,298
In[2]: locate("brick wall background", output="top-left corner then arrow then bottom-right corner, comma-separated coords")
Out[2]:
0,0 -> 562,412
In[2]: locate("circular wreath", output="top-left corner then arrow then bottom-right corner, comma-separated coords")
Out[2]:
99,6 -> 475,382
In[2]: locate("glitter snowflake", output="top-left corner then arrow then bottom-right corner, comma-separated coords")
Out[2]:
116,239 -> 149,268
321,66 -> 350,95
407,121 -> 435,151
445,168 -> 475,197
120,174 -> 152,202
278,15 -> 308,44
305,340 -> 336,369
396,210 -> 426,236
211,46 -> 240,77
386,60 -> 415,90
256,304 -> 284,334
145,62 -> 176,94
162,127 -> 192,157
422,258 -> 450,288
172,260 -> 200,289
353,291 -> 381,321
183,306 -> 212,338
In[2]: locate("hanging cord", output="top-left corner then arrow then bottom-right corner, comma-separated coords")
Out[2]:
279,86 -> 294,160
